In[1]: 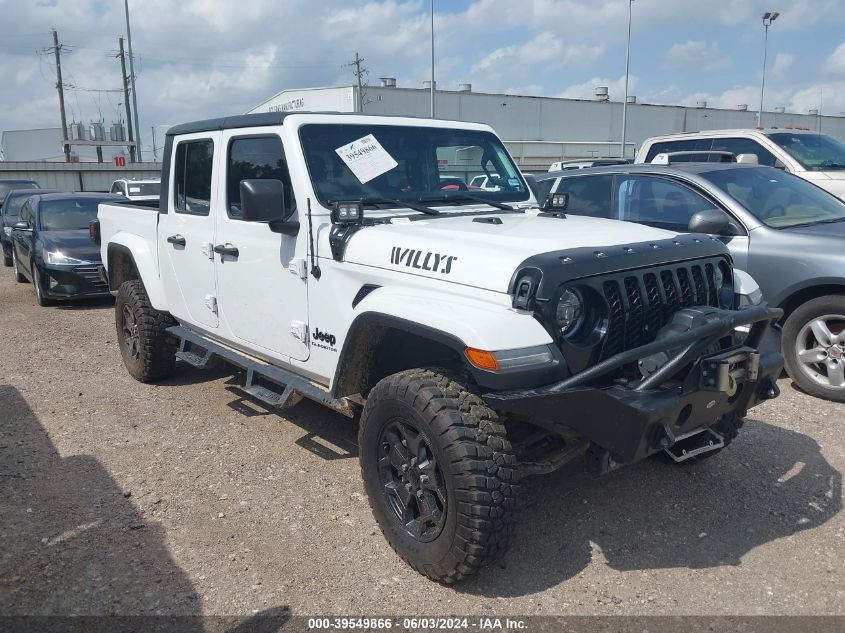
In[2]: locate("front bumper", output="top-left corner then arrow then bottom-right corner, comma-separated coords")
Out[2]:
484,305 -> 783,468
36,262 -> 111,299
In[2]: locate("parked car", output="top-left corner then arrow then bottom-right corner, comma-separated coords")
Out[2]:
547,158 -> 630,172
468,174 -> 502,190
0,179 -> 40,210
109,178 -> 161,202
10,192 -> 122,306
1,188 -> 60,266
537,162 -> 845,401
97,111 -> 781,582
636,129 -> 845,200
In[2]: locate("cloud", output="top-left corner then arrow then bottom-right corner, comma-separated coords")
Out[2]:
663,41 -> 731,73
825,42 -> 845,76
771,53 -> 796,77
473,33 -> 604,73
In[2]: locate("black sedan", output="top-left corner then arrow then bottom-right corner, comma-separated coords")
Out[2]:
10,192 -> 123,306
1,186 -> 56,266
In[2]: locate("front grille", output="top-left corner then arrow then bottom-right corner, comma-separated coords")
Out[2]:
73,264 -> 108,289
598,260 -> 723,360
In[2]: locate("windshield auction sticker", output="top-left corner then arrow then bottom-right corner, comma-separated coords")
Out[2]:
335,134 -> 398,183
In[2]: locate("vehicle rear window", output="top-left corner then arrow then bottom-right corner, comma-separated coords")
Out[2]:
644,139 -> 712,163
174,139 -> 214,215
3,193 -> 36,218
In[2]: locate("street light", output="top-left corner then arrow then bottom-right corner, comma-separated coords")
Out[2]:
757,10 -> 779,128
620,0 -> 634,158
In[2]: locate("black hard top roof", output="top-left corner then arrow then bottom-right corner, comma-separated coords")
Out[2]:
165,111 -> 456,136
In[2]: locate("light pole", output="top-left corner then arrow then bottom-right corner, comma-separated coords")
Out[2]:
124,0 -> 142,160
620,0 -> 634,159
757,11 -> 779,128
430,0 -> 435,118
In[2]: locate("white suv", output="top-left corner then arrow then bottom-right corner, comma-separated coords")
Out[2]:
636,129 -> 845,199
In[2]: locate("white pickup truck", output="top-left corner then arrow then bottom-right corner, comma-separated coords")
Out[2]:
96,112 -> 783,583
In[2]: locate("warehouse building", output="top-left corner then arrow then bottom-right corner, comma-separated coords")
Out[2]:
248,82 -> 845,171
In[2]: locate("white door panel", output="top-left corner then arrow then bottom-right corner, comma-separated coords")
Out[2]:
159,134 -> 220,329
213,129 -> 309,362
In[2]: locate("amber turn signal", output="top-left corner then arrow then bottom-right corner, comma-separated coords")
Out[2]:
464,347 -> 500,372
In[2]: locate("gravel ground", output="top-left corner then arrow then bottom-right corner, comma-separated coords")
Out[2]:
0,270 -> 843,619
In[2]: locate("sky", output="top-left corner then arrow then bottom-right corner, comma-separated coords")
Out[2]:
2,0 -> 845,157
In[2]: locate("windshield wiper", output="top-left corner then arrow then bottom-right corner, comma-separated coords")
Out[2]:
417,194 -> 515,211
358,196 -> 440,216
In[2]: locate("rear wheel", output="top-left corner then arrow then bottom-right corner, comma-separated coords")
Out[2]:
358,369 -> 519,583
115,279 -> 177,382
12,251 -> 26,283
783,295 -> 845,402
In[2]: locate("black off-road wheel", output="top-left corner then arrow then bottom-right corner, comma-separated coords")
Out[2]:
783,295 -> 845,403
115,279 -> 177,382
358,369 -> 519,583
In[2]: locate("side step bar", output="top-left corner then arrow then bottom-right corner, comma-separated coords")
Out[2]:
167,325 -> 356,418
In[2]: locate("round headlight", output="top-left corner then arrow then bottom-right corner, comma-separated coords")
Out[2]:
556,289 -> 583,334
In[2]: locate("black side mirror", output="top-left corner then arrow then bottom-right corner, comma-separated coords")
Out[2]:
544,191 -> 569,212
240,179 -> 289,223
12,221 -> 30,231
688,208 -> 731,234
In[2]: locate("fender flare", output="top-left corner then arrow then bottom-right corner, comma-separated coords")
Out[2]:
106,233 -> 167,311
331,286 -> 558,396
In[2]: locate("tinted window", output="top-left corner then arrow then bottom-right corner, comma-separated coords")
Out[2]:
0,181 -> 39,200
616,175 -> 715,231
710,137 -> 777,166
127,182 -> 160,196
554,175 -> 613,218
174,140 -> 214,215
227,136 -> 295,220
39,198 -> 103,231
20,200 -> 35,225
3,192 -> 37,218
702,167 -> 845,228
644,139 -> 712,163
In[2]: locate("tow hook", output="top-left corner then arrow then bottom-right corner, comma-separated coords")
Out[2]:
662,426 -> 725,463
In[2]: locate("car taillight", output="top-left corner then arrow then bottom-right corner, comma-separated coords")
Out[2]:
89,220 -> 100,244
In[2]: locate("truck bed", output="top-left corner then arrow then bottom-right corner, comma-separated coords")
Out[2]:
98,201 -> 159,275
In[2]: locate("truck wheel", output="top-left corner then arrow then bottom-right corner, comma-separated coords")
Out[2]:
783,295 -> 845,403
12,251 -> 26,283
358,368 -> 519,583
115,279 -> 177,383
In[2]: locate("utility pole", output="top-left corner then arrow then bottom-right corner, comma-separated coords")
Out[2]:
350,52 -> 365,112
151,126 -> 157,160
124,0 -> 142,160
118,37 -> 136,163
51,30 -> 71,162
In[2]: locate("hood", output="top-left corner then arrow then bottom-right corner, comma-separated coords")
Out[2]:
39,230 -> 102,263
339,211 -> 683,293
779,218 -> 845,239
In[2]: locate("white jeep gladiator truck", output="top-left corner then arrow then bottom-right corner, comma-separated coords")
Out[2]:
96,112 -> 783,583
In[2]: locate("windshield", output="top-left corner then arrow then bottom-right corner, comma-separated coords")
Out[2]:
127,182 -> 161,196
767,133 -> 845,171
39,198 -> 102,231
299,124 -> 529,210
3,192 -> 36,218
702,166 -> 845,228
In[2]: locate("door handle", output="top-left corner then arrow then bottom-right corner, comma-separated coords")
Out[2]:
167,234 -> 186,246
213,243 -> 239,258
